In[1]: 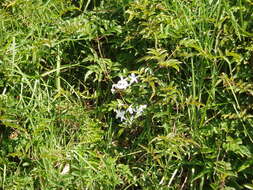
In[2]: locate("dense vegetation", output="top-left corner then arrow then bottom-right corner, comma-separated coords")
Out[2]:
1,0 -> 253,189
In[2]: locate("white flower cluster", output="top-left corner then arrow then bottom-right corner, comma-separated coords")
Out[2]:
114,104 -> 147,123
111,73 -> 138,93
111,72 -> 146,124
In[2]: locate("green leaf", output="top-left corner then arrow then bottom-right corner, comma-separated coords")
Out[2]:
191,169 -> 212,182
180,39 -> 202,52
244,184 -> 253,190
158,59 -> 181,71
223,136 -> 252,157
238,160 -> 253,172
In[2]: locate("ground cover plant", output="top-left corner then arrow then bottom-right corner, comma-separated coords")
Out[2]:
1,0 -> 253,189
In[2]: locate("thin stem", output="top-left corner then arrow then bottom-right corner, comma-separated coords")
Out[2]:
56,45 -> 61,91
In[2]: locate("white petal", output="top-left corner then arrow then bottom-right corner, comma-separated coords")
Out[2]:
136,105 -> 147,115
115,109 -> 126,121
111,84 -> 117,93
129,73 -> 138,84
60,163 -> 70,175
117,80 -> 129,89
127,105 -> 134,114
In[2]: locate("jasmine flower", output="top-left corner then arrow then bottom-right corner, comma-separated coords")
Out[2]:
126,104 -> 135,114
111,76 -> 129,93
136,105 -> 147,115
115,109 -> 126,121
116,76 -> 129,90
129,73 -> 138,84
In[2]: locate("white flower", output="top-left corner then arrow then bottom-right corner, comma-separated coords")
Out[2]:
128,73 -> 138,84
136,105 -> 147,115
116,76 -> 129,90
115,109 -> 126,121
60,163 -> 70,175
126,104 -> 135,114
111,84 -> 117,93
111,76 -> 129,94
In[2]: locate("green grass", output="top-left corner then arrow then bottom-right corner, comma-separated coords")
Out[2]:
1,0 -> 253,189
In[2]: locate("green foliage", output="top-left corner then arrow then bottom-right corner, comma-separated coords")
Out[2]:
1,0 -> 253,189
